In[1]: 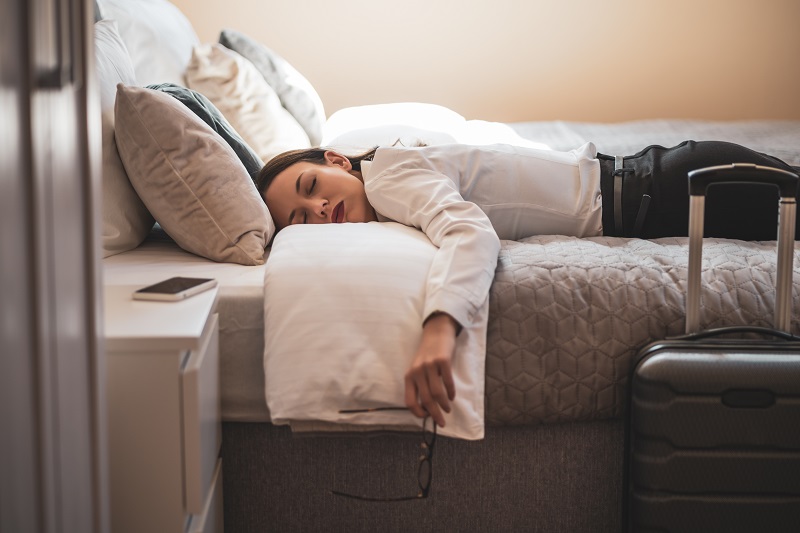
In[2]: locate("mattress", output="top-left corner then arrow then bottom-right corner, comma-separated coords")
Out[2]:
102,119 -> 800,425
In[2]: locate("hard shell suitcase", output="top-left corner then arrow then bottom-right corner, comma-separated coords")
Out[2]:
625,164 -> 800,533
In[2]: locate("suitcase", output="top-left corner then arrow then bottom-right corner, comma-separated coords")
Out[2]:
625,163 -> 800,533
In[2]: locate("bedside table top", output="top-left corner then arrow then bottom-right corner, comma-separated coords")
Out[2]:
104,284 -> 219,351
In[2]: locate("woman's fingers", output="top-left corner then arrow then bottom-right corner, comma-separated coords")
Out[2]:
404,359 -> 453,427
426,361 -> 453,412
404,372 -> 427,419
440,359 -> 456,401
405,312 -> 459,427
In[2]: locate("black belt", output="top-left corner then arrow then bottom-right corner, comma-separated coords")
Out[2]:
614,156 -> 624,235
613,156 -> 652,237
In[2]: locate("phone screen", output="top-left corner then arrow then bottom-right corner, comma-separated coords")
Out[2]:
135,277 -> 214,295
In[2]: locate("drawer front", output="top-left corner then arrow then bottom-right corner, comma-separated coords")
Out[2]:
182,313 -> 221,515
186,459 -> 224,533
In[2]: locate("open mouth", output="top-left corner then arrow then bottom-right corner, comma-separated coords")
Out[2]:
332,201 -> 345,223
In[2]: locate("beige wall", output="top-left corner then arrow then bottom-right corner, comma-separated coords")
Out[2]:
171,0 -> 800,123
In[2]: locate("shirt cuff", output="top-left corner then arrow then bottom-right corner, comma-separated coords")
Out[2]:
423,311 -> 464,336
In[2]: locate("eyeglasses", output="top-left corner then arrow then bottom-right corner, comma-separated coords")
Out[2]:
330,406 -> 437,502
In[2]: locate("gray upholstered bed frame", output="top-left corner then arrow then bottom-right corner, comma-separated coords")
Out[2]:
222,420 -> 624,531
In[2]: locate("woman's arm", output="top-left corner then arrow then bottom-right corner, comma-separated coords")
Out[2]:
365,167 -> 500,329
364,160 -> 500,426
404,312 -> 459,427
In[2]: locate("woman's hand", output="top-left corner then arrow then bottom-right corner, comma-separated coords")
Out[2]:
404,312 -> 458,427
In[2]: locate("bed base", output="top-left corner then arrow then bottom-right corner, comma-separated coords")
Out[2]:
221,420 -> 624,532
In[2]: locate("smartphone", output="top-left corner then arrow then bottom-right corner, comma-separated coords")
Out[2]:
132,277 -> 218,302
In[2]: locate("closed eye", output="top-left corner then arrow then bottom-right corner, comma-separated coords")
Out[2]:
308,177 -> 316,195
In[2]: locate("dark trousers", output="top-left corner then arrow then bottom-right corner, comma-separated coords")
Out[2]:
598,140 -> 800,240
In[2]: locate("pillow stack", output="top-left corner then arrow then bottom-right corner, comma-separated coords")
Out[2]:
95,0 -> 327,263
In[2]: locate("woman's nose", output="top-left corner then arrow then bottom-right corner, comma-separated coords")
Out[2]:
312,199 -> 328,221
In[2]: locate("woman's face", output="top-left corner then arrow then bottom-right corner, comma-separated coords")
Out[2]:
263,151 -> 377,231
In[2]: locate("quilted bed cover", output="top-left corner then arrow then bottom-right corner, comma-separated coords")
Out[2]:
486,236 -> 800,425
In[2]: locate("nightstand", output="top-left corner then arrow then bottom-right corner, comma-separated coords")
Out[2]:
104,284 -> 223,533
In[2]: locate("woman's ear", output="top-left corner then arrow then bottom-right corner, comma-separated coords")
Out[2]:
323,150 -> 352,171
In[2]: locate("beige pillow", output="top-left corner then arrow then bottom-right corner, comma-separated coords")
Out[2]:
114,84 -> 274,265
185,44 -> 311,163
218,29 -> 326,146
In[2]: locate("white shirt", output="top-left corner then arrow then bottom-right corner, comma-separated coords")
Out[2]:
360,142 -> 602,328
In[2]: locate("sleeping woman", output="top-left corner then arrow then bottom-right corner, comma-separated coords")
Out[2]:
256,140 -> 800,427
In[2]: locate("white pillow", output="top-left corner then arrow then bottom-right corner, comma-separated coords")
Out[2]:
97,0 -> 199,86
263,223 -> 488,440
321,102 -> 551,151
94,19 -> 154,257
326,125 -> 458,153
321,102 -> 466,146
185,44 -> 311,163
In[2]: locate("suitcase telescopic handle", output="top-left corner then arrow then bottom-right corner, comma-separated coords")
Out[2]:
685,164 -> 799,334
688,163 -> 799,198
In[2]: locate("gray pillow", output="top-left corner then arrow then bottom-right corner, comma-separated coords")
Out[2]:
114,84 -> 275,265
147,82 -> 263,181
218,29 -> 325,146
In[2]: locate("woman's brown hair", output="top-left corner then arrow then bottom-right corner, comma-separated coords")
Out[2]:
255,146 -> 378,197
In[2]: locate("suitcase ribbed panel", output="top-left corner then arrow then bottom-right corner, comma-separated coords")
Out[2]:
631,493 -> 800,533
629,346 -> 800,532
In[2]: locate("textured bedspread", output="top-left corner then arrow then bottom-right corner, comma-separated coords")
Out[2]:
485,236 -> 800,425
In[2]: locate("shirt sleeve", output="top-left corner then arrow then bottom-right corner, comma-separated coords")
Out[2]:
364,167 -> 500,329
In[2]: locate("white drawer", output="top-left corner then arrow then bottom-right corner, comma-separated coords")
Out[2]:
186,459 -> 224,533
182,313 -> 221,515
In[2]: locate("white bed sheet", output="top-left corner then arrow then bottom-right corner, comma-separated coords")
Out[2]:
103,238 -> 272,421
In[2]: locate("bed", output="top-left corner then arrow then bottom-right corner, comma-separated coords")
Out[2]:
96,1 -> 800,531
103,121 -> 800,428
